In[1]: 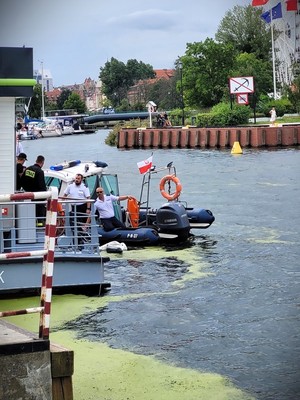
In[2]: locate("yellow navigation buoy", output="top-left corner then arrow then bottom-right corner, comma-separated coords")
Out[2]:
231,141 -> 243,155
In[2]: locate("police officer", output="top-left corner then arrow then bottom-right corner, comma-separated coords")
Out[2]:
22,155 -> 47,224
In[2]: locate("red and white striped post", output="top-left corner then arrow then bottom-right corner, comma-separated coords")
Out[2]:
39,186 -> 58,339
0,188 -> 58,340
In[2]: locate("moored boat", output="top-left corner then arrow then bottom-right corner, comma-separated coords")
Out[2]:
43,159 -> 215,246
47,114 -> 87,134
0,189 -> 110,297
31,121 -> 63,138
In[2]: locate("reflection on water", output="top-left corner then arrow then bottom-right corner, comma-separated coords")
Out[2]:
20,134 -> 300,400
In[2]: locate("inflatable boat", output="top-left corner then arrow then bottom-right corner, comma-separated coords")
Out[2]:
44,159 -> 215,246
97,226 -> 160,246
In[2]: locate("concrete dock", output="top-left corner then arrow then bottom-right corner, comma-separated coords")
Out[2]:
0,319 -> 73,400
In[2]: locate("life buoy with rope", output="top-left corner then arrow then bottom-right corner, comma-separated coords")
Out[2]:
56,201 -> 65,236
159,175 -> 182,201
127,197 -> 139,228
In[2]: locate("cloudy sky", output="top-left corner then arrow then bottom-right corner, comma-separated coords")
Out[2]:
1,0 -> 250,87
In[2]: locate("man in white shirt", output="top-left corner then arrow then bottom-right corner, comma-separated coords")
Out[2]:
16,138 -> 24,156
63,174 -> 91,225
94,187 -> 131,231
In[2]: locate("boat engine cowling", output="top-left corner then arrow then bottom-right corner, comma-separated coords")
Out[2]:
156,202 -> 190,239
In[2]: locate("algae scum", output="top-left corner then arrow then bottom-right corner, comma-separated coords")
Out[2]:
5,146 -> 299,400
53,228 -> 300,400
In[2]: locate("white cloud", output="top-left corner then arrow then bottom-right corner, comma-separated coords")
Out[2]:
0,0 -> 250,86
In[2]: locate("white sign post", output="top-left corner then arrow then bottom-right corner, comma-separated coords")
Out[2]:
229,76 -> 254,94
146,101 -> 157,128
237,94 -> 249,105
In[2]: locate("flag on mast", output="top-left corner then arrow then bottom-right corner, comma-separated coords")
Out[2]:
261,2 -> 282,23
137,155 -> 153,174
286,0 -> 298,11
252,0 -> 269,6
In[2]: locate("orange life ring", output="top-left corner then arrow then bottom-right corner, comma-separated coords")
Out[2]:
159,175 -> 182,201
127,197 -> 140,228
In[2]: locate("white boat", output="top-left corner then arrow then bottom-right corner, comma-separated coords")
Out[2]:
0,173 -> 111,297
17,127 -> 38,140
0,162 -> 110,298
62,126 -> 74,135
47,114 -> 87,134
32,121 -> 62,138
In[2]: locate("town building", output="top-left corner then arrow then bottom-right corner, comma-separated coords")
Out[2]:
43,69 -> 174,112
127,69 -> 174,105
260,0 -> 300,87
34,68 -> 53,92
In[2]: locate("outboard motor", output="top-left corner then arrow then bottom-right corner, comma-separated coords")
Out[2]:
156,202 -> 190,240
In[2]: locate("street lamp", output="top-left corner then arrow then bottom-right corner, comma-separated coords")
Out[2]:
178,61 -> 185,126
38,60 -> 45,120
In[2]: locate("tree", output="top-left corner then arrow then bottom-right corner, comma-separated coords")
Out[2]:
126,59 -> 155,82
147,75 -> 179,110
180,38 -> 235,108
215,5 -> 271,62
230,52 -> 273,99
27,83 -> 42,119
287,74 -> 300,113
99,57 -> 155,107
63,93 -> 86,113
57,89 -> 72,110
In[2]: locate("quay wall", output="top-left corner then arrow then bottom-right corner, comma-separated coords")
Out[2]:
117,126 -> 300,149
0,320 -> 73,400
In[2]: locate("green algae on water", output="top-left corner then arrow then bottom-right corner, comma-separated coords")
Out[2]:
52,330 -> 255,400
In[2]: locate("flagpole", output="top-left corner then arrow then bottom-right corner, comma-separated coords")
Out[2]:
271,12 -> 277,99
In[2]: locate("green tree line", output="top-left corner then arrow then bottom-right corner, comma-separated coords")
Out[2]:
28,4 -> 300,121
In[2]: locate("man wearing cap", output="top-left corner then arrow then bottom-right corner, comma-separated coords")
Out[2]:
16,152 -> 27,190
22,155 -> 47,224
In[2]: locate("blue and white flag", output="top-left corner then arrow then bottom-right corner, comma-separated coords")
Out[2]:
261,2 -> 282,23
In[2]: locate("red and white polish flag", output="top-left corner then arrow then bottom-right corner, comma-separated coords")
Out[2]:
252,0 -> 269,5
137,156 -> 153,174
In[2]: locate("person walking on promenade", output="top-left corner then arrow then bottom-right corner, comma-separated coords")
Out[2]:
269,107 -> 277,125
22,155 -> 47,224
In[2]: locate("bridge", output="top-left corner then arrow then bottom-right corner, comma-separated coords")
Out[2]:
83,111 -> 157,127
83,111 -> 155,125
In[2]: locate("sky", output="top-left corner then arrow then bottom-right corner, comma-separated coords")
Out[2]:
1,0 -> 250,87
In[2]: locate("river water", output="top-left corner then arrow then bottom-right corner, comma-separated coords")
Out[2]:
6,131 -> 300,399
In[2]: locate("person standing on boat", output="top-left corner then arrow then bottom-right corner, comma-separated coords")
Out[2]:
22,155 -> 47,224
93,187 -> 131,231
16,152 -> 27,190
63,173 -> 91,225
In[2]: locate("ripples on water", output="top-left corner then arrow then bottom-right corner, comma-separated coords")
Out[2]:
23,134 -> 300,400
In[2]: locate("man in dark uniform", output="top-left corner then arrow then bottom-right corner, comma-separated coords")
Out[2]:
22,155 -> 47,224
16,152 -> 27,190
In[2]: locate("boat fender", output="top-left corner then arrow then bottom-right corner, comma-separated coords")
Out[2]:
93,161 -> 108,168
159,175 -> 182,201
99,241 -> 127,252
127,197 -> 139,228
